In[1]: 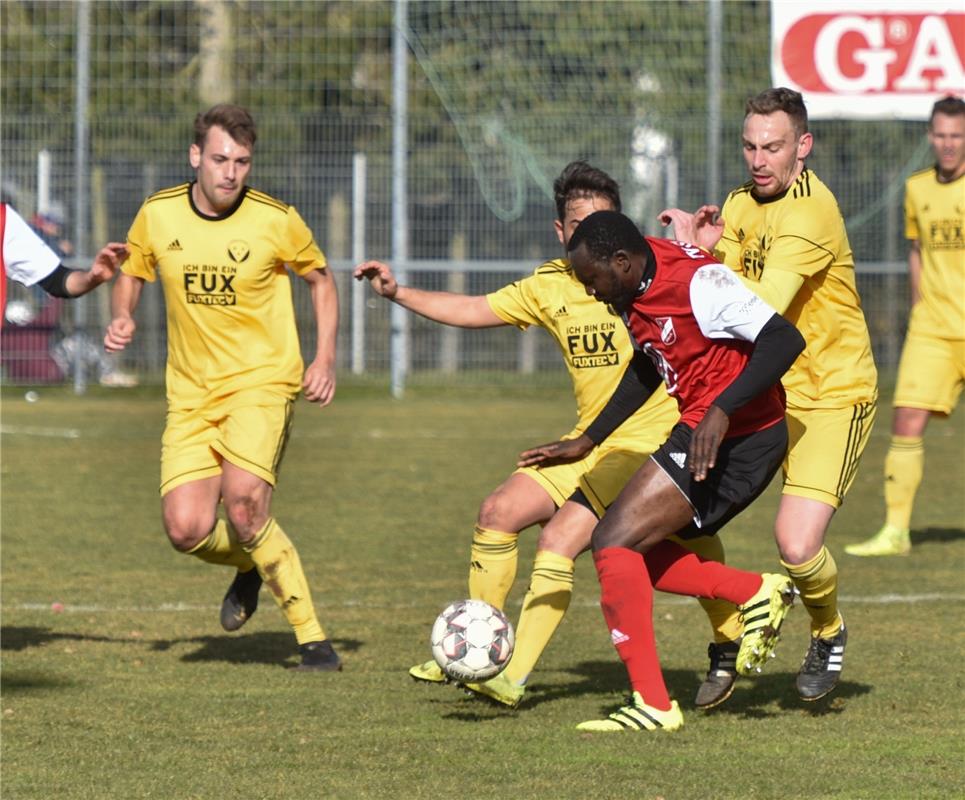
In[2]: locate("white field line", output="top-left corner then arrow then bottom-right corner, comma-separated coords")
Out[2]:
5,593 -> 963,614
0,424 -> 81,439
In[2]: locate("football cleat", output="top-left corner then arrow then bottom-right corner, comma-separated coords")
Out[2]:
736,573 -> 795,675
844,524 -> 911,557
463,672 -> 525,708
576,693 -> 683,733
695,641 -> 740,709
409,659 -> 448,683
797,623 -> 847,701
220,567 -> 262,632
294,639 -> 342,672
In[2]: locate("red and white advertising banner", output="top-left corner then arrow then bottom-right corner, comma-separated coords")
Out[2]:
771,0 -> 965,119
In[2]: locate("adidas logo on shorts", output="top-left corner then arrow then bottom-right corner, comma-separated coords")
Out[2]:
669,451 -> 687,469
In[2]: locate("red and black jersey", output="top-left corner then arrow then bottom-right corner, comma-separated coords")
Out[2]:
622,237 -> 786,438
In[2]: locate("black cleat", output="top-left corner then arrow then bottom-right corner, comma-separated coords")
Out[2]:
220,567 -> 262,632
695,641 -> 740,709
294,640 -> 343,672
797,623 -> 847,701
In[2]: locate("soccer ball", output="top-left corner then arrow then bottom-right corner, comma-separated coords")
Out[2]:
430,599 -> 515,682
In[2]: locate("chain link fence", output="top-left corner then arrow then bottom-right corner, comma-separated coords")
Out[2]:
1,1 -> 927,388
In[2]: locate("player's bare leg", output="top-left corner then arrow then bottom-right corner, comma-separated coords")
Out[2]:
412,473 -> 556,684
464,500 -> 592,706
580,463 -> 792,731
221,460 -> 340,671
162,476 -> 262,631
775,495 -> 846,699
469,472 -> 557,605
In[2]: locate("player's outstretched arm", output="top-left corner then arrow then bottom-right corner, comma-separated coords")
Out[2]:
301,267 -> 338,407
353,259 -> 505,329
65,242 -> 128,297
658,205 -> 724,251
517,435 -> 593,468
104,272 -> 144,353
518,352 -> 660,468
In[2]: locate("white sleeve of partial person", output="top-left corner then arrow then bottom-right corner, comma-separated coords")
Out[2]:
3,206 -> 61,286
689,263 -> 776,343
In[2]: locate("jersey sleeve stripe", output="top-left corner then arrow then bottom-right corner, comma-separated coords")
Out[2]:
145,184 -> 190,204
245,189 -> 289,212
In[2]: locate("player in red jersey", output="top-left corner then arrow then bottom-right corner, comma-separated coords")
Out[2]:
521,210 -> 805,732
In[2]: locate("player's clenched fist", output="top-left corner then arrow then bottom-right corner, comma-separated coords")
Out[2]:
104,316 -> 136,353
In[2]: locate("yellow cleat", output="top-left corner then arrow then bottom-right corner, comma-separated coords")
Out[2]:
409,659 -> 447,683
576,693 -> 683,732
463,672 -> 525,708
736,573 -> 795,676
845,524 -> 911,557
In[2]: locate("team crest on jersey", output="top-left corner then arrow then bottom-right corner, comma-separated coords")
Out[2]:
655,316 -> 676,345
227,240 -> 250,263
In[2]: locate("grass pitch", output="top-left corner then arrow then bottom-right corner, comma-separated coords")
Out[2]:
2,381 -> 963,800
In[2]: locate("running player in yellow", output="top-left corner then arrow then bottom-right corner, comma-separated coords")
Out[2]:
847,95 -> 965,557
104,104 -> 341,670
355,162 -> 682,707
662,87 -> 878,703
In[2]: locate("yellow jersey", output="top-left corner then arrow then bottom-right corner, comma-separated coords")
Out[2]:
487,259 -> 678,447
716,169 -> 877,408
905,167 -> 965,340
123,183 -> 327,409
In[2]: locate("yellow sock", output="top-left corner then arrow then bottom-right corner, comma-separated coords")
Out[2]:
674,534 -> 743,643
243,518 -> 326,645
884,435 -> 924,530
782,546 -> 842,639
504,550 -> 574,685
468,526 -> 518,608
185,519 -> 255,571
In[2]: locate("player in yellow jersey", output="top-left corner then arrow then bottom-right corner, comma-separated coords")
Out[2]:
355,162 -> 681,707
847,96 -> 965,557
104,104 -> 341,671
662,88 -> 878,703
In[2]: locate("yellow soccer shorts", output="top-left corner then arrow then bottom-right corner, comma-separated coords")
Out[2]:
893,328 -> 965,416
160,391 -> 296,496
782,398 -> 877,508
516,439 -> 658,518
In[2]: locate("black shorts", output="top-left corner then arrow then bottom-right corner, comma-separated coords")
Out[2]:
651,420 -> 788,539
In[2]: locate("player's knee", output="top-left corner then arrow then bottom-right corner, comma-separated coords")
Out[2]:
892,406 -> 930,437
590,518 -> 622,552
477,491 -> 514,530
223,495 -> 267,542
163,511 -> 215,553
775,536 -> 822,566
537,523 -> 590,559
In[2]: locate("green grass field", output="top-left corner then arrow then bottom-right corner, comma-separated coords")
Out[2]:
2,382 -> 963,800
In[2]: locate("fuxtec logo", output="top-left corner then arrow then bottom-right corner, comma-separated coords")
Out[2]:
183,263 -> 238,306
928,218 -> 963,251
228,240 -> 250,262
566,320 -> 620,368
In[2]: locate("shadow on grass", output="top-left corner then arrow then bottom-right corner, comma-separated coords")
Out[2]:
0,625 -> 116,651
0,624 -> 361,669
913,526 -> 965,545
165,632 -> 362,668
437,657 -> 872,721
1,672 -> 78,693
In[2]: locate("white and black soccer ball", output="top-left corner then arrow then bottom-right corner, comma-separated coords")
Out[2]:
430,599 -> 515,682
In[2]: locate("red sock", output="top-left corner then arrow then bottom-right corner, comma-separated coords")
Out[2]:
645,539 -> 762,603
593,547 -> 671,710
